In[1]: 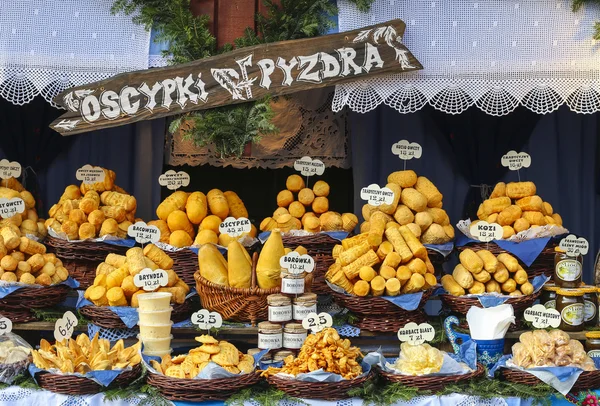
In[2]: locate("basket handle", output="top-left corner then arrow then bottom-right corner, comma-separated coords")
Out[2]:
251,251 -> 258,289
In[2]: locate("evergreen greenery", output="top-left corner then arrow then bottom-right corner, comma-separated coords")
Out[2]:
226,384 -> 306,406
347,0 -> 376,12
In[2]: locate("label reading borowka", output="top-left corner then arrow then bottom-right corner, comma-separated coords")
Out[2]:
133,268 -> 169,291
397,322 -> 435,345
524,304 -> 561,329
158,170 -> 190,190
283,331 -> 307,349
218,217 -> 251,237
391,140 -> 422,160
293,156 -> 325,177
281,278 -> 304,294
293,303 -> 317,320
258,333 -> 282,350
0,160 -> 21,180
501,151 -> 531,171
268,305 -> 292,322
76,165 -> 105,184
0,198 -> 25,219
559,235 -> 589,257
470,221 -> 503,242
360,184 -> 395,207
279,252 -> 315,275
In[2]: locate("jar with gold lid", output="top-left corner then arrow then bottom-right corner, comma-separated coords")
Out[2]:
556,288 -> 585,332
541,284 -> 560,309
585,331 -> 600,368
554,248 -> 583,288
580,286 -> 598,327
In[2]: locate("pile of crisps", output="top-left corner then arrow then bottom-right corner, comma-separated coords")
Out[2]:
31,333 -> 141,373
261,328 -> 363,380
151,335 -> 255,379
390,342 -> 443,376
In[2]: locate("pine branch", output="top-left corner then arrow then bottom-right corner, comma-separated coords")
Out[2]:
347,0 -> 376,12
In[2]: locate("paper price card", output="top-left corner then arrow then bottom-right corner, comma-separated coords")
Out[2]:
293,156 -> 325,177
391,140 -> 422,160
54,311 -> 78,342
191,309 -> 223,330
360,184 -> 395,207
302,312 -> 333,334
397,322 -> 435,345
501,151 -> 531,171
0,198 -> 25,219
524,304 -> 561,329
470,221 -> 503,242
76,164 -> 105,184
280,252 -> 315,275
127,221 -> 161,244
158,170 -> 190,190
0,317 -> 12,336
0,160 -> 21,180
218,217 -> 251,237
559,234 -> 589,257
133,269 -> 169,292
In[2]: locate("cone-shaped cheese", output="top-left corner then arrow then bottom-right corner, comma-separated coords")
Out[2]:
198,244 -> 229,286
256,230 -> 284,289
227,241 -> 251,288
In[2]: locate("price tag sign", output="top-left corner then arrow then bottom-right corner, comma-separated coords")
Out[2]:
524,304 -> 561,329
470,221 -> 503,242
559,234 -> 589,257
128,221 -> 161,244
360,184 -> 395,207
218,217 -> 252,238
391,140 -> 423,160
397,322 -> 435,346
279,252 -> 315,275
0,160 -> 21,180
0,317 -> 12,336
158,170 -> 190,190
0,198 -> 25,219
133,269 -> 169,291
501,151 -> 531,171
54,311 -> 78,342
302,312 -> 333,333
293,156 -> 325,177
76,165 -> 105,184
191,309 -> 223,330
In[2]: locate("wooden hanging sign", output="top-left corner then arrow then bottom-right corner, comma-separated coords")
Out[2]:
50,19 -> 422,135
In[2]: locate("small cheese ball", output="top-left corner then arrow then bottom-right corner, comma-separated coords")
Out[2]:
169,230 -> 193,248
277,190 -> 294,208
298,188 -> 315,206
312,196 -> 329,214
286,175 -> 305,193
313,180 -> 330,197
288,201 -> 306,219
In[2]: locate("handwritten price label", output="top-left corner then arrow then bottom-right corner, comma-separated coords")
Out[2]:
293,156 -> 325,177
501,151 -> 531,171
127,221 -> 161,244
360,184 -> 395,207
54,311 -> 78,342
76,165 -> 105,184
0,198 -> 25,219
0,160 -> 21,180
302,312 -> 333,333
524,304 -> 561,329
391,140 -> 422,160
279,252 -> 315,275
0,317 -> 12,335
397,322 -> 435,345
158,170 -> 190,190
218,217 -> 251,238
559,234 -> 589,257
191,309 -> 223,330
470,221 -> 503,242
133,269 -> 169,292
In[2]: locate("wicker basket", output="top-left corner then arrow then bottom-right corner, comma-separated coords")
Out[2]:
80,299 -> 192,329
267,370 -> 374,400
502,368 -> 600,392
456,241 -> 557,278
353,311 -> 429,333
0,284 -> 70,312
45,236 -> 130,289
165,249 -> 197,286
379,363 -> 485,391
147,370 -> 260,401
332,289 -> 433,316
36,363 -> 142,395
195,252 -> 281,325
440,290 -> 541,315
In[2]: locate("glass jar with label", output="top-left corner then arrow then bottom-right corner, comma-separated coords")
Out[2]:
267,294 -> 292,323
283,322 -> 308,350
585,332 -> 600,368
581,286 -> 599,327
554,248 -> 583,288
257,321 -> 283,350
273,350 -> 294,364
281,269 -> 305,294
293,293 -> 317,321
556,288 -> 585,332
541,284 -> 559,309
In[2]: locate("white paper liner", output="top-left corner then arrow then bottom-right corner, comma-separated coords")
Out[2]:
155,235 -> 258,253
48,227 -> 125,243
457,219 -> 568,242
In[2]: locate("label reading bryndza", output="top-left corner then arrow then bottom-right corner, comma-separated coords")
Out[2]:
556,259 -> 582,282
561,303 -> 584,326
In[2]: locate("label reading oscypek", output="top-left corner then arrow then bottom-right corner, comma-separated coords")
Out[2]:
279,252 -> 315,275
301,312 -> 333,334
397,322 -> 435,346
524,304 -> 561,329
54,311 -> 78,342
218,217 -> 252,238
470,221 -> 503,242
158,170 -> 190,190
559,234 -> 589,258
360,184 -> 395,207
0,160 -> 21,180
127,221 -> 161,244
133,269 -> 169,292
191,309 -> 223,330
501,151 -> 532,171
293,156 -> 325,177
391,140 -> 422,160
76,164 -> 105,184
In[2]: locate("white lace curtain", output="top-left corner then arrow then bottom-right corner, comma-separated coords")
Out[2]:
0,1 -> 160,107
334,0 -> 600,116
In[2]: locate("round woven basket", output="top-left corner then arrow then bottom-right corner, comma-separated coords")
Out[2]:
147,370 -> 260,401
36,363 -> 142,395
440,290 -> 541,315
195,252 -> 281,325
80,299 -> 192,329
165,249 -> 197,286
502,368 -> 600,392
353,310 -> 429,333
331,289 -> 433,316
456,241 -> 557,278
379,363 -> 485,391
267,369 -> 374,400
0,285 -> 70,311
45,236 -> 130,289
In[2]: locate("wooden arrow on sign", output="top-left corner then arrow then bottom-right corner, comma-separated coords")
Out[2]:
50,19 -> 422,135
